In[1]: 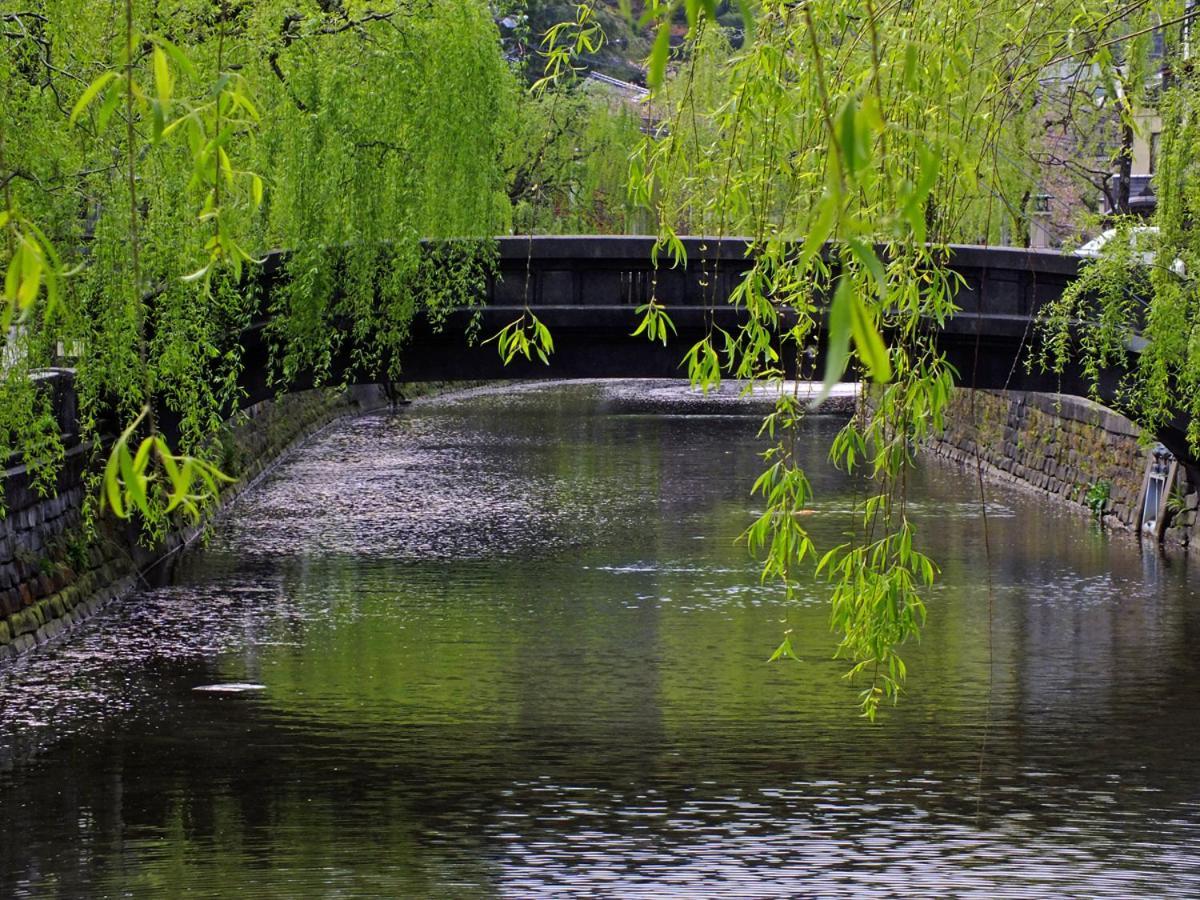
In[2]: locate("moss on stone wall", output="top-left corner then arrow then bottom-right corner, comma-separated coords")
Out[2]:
926,389 -> 1148,529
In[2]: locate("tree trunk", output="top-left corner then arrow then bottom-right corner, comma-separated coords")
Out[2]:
1115,116 -> 1134,215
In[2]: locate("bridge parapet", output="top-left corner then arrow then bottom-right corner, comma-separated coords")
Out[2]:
242,236 -> 1096,393
484,237 -> 1081,318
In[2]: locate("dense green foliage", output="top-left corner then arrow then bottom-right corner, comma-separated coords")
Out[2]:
1041,48 -> 1200,452
1,0 -> 645,532
506,84 -> 647,234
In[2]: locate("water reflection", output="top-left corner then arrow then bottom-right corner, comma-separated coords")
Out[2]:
1,381 -> 1199,897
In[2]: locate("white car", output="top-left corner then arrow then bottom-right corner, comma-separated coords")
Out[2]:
1075,226 -> 1186,277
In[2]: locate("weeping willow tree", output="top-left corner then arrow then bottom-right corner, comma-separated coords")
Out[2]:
1,0 -> 516,532
611,0 -> 1176,717
1039,11 -> 1200,451
506,83 -> 648,234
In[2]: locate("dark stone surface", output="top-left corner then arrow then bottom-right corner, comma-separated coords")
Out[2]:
926,388 -> 1198,545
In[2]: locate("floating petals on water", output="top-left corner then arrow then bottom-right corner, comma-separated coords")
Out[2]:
191,683 -> 266,693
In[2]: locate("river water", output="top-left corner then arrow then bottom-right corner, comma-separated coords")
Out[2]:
1,380 -> 1198,897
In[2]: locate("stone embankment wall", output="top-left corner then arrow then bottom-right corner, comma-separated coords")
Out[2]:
0,385 -> 392,661
926,389 -> 1199,542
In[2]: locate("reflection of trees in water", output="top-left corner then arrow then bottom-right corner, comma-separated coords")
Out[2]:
4,385 -> 1200,893
903,458 -> 1200,798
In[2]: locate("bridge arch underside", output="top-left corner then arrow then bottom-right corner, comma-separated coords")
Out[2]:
237,236 -> 1189,469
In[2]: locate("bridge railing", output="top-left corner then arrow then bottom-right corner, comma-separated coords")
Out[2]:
487,236 -> 753,311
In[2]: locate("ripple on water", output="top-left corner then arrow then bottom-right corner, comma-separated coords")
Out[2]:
1,381 -> 1199,898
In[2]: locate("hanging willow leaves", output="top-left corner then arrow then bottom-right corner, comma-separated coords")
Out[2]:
101,409 -> 234,521
3,0 -> 517,529
628,0 -> 1148,715
484,311 -> 555,364
0,212 -> 71,331
632,299 -> 677,345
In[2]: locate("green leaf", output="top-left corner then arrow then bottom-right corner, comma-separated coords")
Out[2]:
631,308 -> 652,337
4,247 -> 21,301
903,42 -> 920,89
117,441 -> 141,512
816,543 -> 848,575
162,110 -> 193,140
648,21 -> 672,90
153,46 -> 172,106
915,145 -> 942,196
152,36 -> 197,80
103,444 -> 125,519
193,462 -> 219,497
17,244 -> 42,306
901,145 -> 940,243
22,220 -> 61,268
167,457 -> 194,513
210,72 -> 232,101
798,191 -> 838,272
132,435 -> 154,474
813,277 -> 854,406
96,80 -> 124,131
230,88 -> 260,123
218,147 -> 234,190
156,438 -> 180,479
767,635 -> 798,662
838,97 -> 860,178
846,238 -> 887,298
70,72 -> 117,125
848,291 -> 891,382
181,264 -> 211,283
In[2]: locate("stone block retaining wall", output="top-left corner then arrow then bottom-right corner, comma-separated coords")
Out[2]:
926,389 -> 1199,542
0,385 -> 393,662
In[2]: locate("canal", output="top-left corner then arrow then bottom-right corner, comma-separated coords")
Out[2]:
1,381 -> 1198,896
